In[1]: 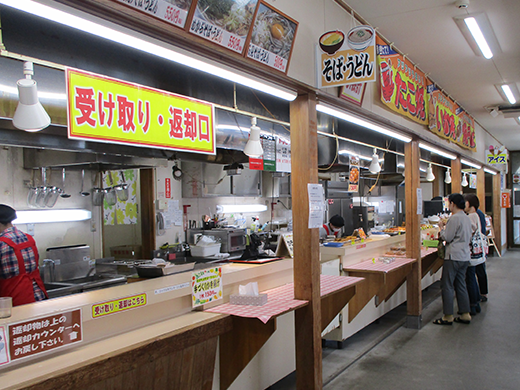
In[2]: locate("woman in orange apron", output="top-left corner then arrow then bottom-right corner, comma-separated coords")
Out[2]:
0,204 -> 47,306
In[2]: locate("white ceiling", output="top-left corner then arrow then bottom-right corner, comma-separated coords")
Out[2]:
344,0 -> 520,150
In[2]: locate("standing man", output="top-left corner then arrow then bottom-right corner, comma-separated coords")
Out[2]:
0,204 -> 47,306
319,214 -> 345,239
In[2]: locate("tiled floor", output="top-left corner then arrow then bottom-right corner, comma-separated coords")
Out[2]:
270,250 -> 516,390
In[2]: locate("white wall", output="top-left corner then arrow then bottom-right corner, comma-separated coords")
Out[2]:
0,147 -> 102,260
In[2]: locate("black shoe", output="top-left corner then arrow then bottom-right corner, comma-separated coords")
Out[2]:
481,296 -> 488,302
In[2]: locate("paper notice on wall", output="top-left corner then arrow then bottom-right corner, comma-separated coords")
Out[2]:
308,184 -> 325,228
0,326 -> 8,366
417,188 -> 423,215
169,200 -> 182,226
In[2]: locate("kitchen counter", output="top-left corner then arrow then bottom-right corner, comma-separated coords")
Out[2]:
0,257 -> 294,390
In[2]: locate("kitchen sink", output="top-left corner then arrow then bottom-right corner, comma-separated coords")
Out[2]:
44,274 -> 128,298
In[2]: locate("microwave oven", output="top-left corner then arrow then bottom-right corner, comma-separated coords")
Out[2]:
188,228 -> 247,254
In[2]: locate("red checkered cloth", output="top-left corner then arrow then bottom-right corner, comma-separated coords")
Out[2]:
343,257 -> 417,273
206,275 -> 363,324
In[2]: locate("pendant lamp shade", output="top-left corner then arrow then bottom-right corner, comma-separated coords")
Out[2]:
445,168 -> 452,184
461,173 -> 469,187
426,163 -> 435,182
243,117 -> 263,158
369,148 -> 381,174
12,62 -> 51,132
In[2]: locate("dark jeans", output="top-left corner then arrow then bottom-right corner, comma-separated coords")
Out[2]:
466,265 -> 481,306
441,260 -> 470,315
476,262 -> 488,295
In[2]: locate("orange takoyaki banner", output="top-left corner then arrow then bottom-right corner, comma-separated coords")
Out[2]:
376,36 -> 428,125
427,84 -> 476,151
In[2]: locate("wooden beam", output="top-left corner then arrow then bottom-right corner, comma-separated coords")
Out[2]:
451,158 -> 462,194
290,93 -> 322,390
477,168 -> 485,213
140,168 -> 156,259
492,173 -> 502,254
405,141 -> 422,323
219,317 -> 276,390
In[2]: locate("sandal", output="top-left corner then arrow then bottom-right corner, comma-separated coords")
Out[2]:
433,318 -> 453,325
454,317 -> 471,324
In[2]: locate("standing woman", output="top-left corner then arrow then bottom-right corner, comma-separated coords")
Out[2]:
475,203 -> 490,302
464,194 -> 484,315
434,193 -> 473,325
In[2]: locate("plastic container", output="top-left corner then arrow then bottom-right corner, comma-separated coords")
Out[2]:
190,243 -> 221,257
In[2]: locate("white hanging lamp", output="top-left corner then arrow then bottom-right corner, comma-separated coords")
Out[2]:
243,117 -> 263,158
12,62 -> 51,132
461,173 -> 469,187
369,148 -> 381,174
444,168 -> 452,184
426,163 -> 435,182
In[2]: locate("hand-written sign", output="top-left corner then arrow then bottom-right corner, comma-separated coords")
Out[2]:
8,309 -> 82,362
92,294 -> 147,318
66,68 -> 215,155
192,267 -> 222,307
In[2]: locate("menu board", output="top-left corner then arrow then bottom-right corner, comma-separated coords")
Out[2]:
276,136 -> 291,172
340,83 -> 367,106
246,1 -> 298,73
188,0 -> 259,54
114,0 -> 193,29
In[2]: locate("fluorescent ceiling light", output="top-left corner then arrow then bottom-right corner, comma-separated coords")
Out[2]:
461,158 -> 482,169
316,104 -> 412,143
216,204 -> 268,214
454,13 -> 501,59
501,84 -> 517,105
418,142 -> 456,160
0,0 -> 297,101
0,84 -> 66,100
483,168 -> 497,175
338,150 -> 383,162
13,209 -> 92,224
464,17 -> 493,59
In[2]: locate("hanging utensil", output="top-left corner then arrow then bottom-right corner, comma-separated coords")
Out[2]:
60,168 -> 71,198
43,169 -> 61,208
80,169 -> 90,196
105,171 -> 117,206
115,170 -> 129,202
92,172 -> 106,206
35,168 -> 50,208
27,169 -> 39,208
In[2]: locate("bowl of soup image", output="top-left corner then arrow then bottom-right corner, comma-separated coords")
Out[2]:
347,25 -> 374,51
319,30 -> 345,55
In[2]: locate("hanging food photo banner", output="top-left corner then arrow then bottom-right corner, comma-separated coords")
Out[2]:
318,26 -> 376,88
66,68 -> 216,155
113,0 -> 193,29
376,36 -> 428,126
188,0 -> 259,54
348,155 -> 360,193
487,145 -> 507,165
245,1 -> 298,74
339,83 -> 367,106
427,84 -> 476,151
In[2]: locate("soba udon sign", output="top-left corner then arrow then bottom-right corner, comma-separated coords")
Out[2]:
318,26 -> 376,88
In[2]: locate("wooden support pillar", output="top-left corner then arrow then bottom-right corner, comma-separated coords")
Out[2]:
432,164 -> 442,198
451,158 -> 462,194
477,168 -> 485,213
492,173 -> 502,254
290,93 -> 322,389
405,140 -> 422,328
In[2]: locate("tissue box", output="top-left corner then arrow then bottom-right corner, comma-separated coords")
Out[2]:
229,293 -> 268,306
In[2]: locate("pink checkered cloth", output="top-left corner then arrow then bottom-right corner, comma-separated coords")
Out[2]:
206,275 -> 363,324
343,257 -> 417,273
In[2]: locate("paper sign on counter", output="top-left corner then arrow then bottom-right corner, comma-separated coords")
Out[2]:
192,267 -> 222,308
